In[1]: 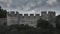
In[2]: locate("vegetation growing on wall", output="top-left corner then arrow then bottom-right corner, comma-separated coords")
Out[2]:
0,6 -> 7,18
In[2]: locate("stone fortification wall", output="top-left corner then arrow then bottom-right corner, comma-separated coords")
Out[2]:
7,11 -> 56,27
7,11 -> 40,27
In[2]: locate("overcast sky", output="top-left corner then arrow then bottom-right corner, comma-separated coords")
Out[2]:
0,0 -> 60,15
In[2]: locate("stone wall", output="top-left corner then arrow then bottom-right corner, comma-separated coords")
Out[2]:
7,11 -> 56,27
41,11 -> 56,27
19,14 -> 40,27
41,11 -> 56,21
7,11 -> 40,27
7,11 -> 19,25
0,18 -> 7,25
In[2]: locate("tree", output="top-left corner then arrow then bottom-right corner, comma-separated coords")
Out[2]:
0,6 -> 7,18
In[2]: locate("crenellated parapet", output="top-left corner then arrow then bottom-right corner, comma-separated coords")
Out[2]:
30,14 -> 34,16
41,11 -> 56,16
24,14 -> 28,16
7,11 -> 40,17
41,11 -> 47,16
48,11 -> 56,16
7,11 -> 19,14
7,11 -> 56,27
7,11 -> 56,19
7,11 -> 19,17
41,11 -> 56,21
35,14 -> 40,16
19,14 -> 23,16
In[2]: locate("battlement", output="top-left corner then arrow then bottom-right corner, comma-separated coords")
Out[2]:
16,11 -> 19,14
10,11 -> 15,14
24,14 -> 28,16
7,11 -> 40,16
30,14 -> 34,16
7,11 -> 56,17
41,11 -> 56,16
41,11 -> 56,21
48,11 -> 56,16
41,11 -> 47,16
7,11 -> 19,14
48,11 -> 55,14
19,14 -> 23,16
7,11 -> 56,27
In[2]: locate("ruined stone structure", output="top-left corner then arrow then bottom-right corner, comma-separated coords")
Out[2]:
41,11 -> 56,21
7,11 -> 56,27
7,11 -> 40,27
41,11 -> 56,27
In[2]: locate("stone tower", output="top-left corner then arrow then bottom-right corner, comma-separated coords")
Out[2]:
41,11 -> 56,27
41,11 -> 48,21
7,11 -> 19,25
41,11 -> 56,21
48,11 -> 56,22
48,11 -> 56,27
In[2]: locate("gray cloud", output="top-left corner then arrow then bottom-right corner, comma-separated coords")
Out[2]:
47,0 -> 57,6
0,0 -> 60,14
0,0 -> 12,8
0,0 -> 48,11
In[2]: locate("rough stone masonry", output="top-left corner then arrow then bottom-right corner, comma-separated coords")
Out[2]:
7,11 -> 56,27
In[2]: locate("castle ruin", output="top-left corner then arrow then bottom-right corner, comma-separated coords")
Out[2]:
7,11 -> 56,27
